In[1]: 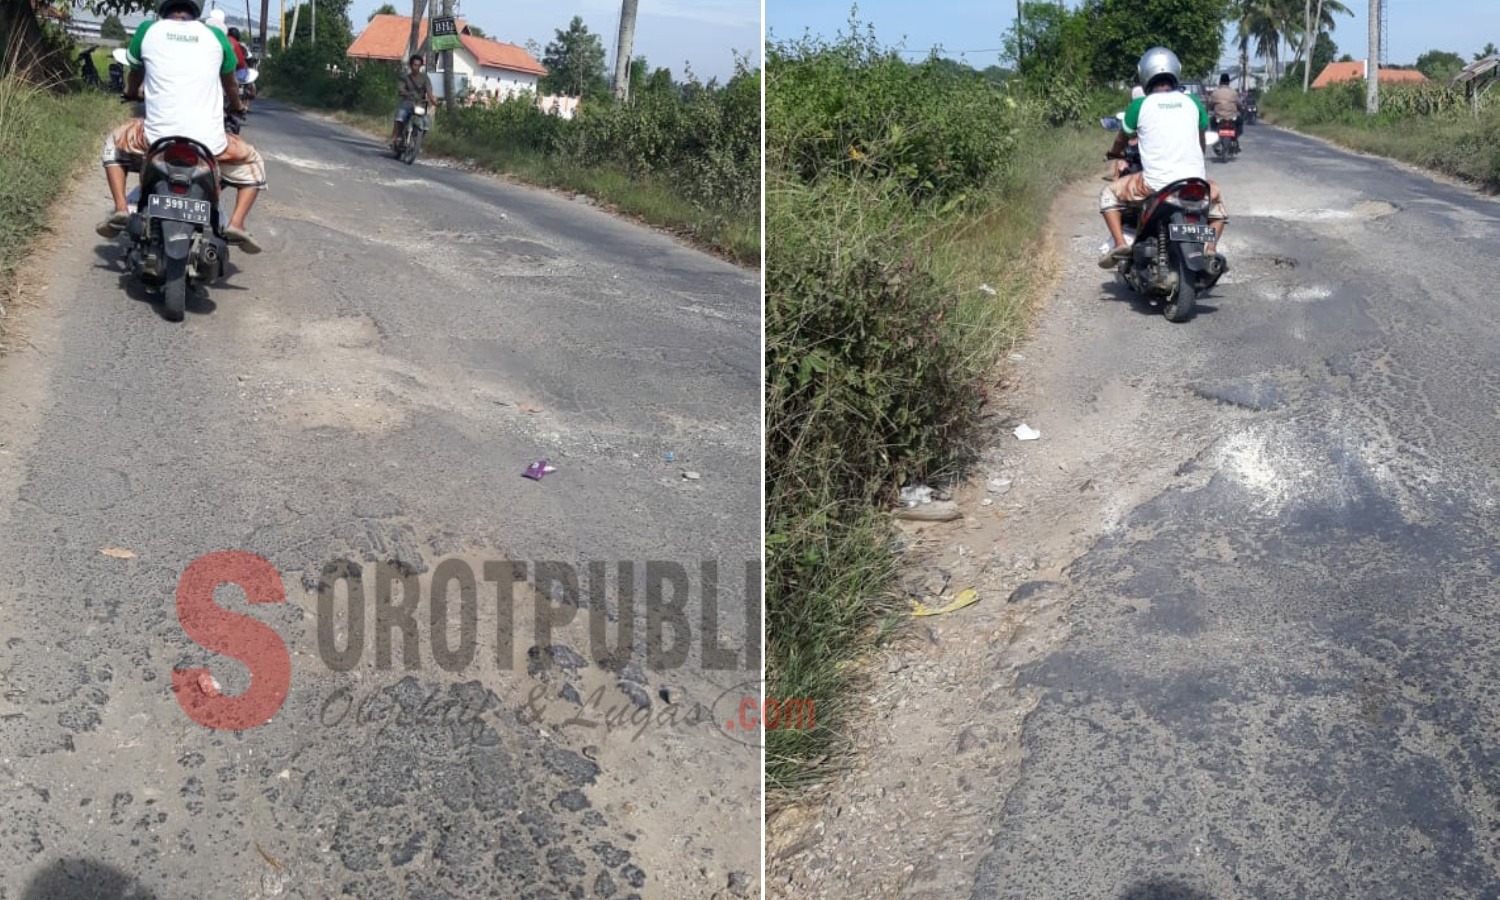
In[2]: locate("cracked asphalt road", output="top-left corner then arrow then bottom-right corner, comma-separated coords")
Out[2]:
0,101 -> 759,899
967,125 -> 1500,897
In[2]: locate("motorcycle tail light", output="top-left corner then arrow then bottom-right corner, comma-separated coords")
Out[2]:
1178,182 -> 1209,202
163,141 -> 200,167
170,183 -> 188,195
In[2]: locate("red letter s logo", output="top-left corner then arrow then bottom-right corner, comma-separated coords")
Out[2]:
172,551 -> 291,730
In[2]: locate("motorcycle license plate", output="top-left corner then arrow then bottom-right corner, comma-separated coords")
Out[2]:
147,194 -> 211,226
1168,223 -> 1215,243
1219,129 -> 1236,138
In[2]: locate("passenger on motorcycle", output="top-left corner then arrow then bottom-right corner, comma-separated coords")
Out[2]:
391,54 -> 437,149
224,27 -> 251,82
1209,73 -> 1243,138
1098,47 -> 1228,269
96,0 -> 266,253
1107,85 -> 1146,178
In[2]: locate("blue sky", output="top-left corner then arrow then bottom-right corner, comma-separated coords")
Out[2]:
351,0 -> 763,82
766,1 -> 1500,70
126,1 -> 759,81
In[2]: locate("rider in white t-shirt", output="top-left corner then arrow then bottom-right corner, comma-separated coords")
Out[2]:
96,0 -> 266,252
1097,47 -> 1228,269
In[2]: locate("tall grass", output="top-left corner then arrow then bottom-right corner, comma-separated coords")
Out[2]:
1262,80 -> 1500,191
0,56 -> 119,334
765,25 -> 1105,795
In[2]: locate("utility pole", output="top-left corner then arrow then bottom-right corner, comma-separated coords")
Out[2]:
1366,0 -> 1379,114
440,0 -> 454,110
258,0 -> 268,56
612,0 -> 638,102
407,0 -> 427,61
311,0 -> 315,50
1302,0 -> 1325,93
1016,0 -> 1024,63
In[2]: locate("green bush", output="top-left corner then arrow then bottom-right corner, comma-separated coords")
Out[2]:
261,45 -> 395,115
767,178 -> 983,516
768,30 -> 1025,200
444,94 -> 567,155
561,66 -> 760,214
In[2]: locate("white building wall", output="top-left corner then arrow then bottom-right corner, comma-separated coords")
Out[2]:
432,50 -> 538,100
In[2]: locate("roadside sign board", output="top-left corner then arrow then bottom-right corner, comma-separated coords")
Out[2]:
430,15 -> 461,51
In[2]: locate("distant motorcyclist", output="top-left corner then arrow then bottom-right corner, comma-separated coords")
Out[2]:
225,27 -> 250,78
96,0 -> 265,252
1098,47 -> 1229,268
390,54 -> 437,149
1209,73 -> 1243,139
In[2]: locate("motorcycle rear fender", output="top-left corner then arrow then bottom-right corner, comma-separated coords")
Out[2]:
159,219 -> 197,262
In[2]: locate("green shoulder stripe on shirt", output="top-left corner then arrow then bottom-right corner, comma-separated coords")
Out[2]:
213,28 -> 237,74
1123,95 -> 1146,134
1189,93 -> 1209,129
126,20 -> 153,67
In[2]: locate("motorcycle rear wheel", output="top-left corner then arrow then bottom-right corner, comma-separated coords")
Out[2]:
162,257 -> 187,322
1163,252 -> 1197,323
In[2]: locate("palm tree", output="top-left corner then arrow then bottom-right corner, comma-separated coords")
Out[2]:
1234,0 -> 1290,84
1292,0 -> 1353,91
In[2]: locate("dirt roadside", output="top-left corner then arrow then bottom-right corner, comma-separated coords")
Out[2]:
765,175 -> 1225,898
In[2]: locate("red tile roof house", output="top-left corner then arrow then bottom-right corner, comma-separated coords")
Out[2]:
1312,60 -> 1430,88
347,14 -> 548,102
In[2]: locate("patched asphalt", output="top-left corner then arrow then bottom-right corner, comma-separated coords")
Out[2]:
0,101 -> 759,898
970,125 -> 1500,897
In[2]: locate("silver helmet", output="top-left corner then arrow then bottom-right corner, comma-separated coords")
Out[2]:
1137,47 -> 1182,90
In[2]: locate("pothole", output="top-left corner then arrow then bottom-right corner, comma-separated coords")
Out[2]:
1352,200 -> 1399,219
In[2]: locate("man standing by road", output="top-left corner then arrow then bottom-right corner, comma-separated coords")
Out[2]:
1097,47 -> 1228,268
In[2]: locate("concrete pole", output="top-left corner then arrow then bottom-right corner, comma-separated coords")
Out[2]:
441,0 -> 454,110
407,0 -> 426,61
612,0 -> 638,102
1366,0 -> 1379,114
258,0 -> 268,55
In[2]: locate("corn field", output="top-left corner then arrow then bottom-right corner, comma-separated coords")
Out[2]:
1379,83 -> 1495,118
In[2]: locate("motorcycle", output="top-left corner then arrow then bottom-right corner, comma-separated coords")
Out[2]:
240,58 -> 258,110
394,103 -> 429,165
1108,178 -> 1226,323
1212,117 -> 1241,162
1242,93 -> 1259,125
112,114 -> 239,321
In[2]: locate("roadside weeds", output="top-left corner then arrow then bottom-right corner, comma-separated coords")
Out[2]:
766,126 -> 1102,799
0,71 -> 117,349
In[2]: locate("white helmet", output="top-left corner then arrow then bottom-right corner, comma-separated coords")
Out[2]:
1131,86 -> 1146,100
1137,47 -> 1182,90
205,8 -> 226,30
